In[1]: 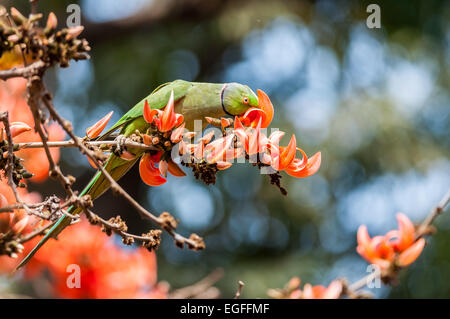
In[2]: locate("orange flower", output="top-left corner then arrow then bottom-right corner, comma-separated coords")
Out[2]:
239,89 -> 274,128
0,193 -> 29,236
139,151 -> 186,187
287,279 -> 342,299
0,78 -> 65,182
356,213 -> 425,269
0,180 -> 40,237
143,90 -> 184,132
22,218 -> 167,299
0,179 -> 43,272
233,116 -> 321,178
356,227 -> 395,270
139,153 -> 168,186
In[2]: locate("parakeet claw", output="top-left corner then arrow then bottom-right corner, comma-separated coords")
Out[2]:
113,134 -> 128,156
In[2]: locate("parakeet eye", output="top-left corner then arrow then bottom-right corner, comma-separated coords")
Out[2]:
243,97 -> 249,104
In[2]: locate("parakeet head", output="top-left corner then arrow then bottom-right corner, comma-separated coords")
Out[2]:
221,83 -> 258,116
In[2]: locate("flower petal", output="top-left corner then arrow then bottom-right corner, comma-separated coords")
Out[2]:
87,155 -> 100,169
9,121 -> 32,138
394,213 -> 416,252
159,90 -> 176,132
159,160 -> 168,178
283,147 -> 308,173
139,154 -> 166,186
239,107 -> 267,128
216,161 -> 232,170
46,12 -> 58,29
357,225 -> 371,248
170,123 -> 185,143
257,89 -> 274,128
233,116 -> 248,150
150,151 -> 163,163
321,280 -> 342,299
285,152 -> 321,178
0,193 -> 9,208
86,111 -> 113,139
221,118 -> 232,129
397,238 -> 425,267
143,100 -> 156,124
206,134 -> 234,163
174,113 -> 184,128
200,131 -> 215,144
356,225 -> 376,262
167,159 -> 186,177
278,134 -> 297,170
268,130 -> 285,146
120,151 -> 136,161
302,284 -> 314,299
12,214 -> 29,235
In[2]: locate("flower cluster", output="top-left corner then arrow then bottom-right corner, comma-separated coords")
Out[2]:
0,8 -> 90,69
86,86 -> 322,190
268,277 -> 342,299
85,88 -> 322,188
23,218 -> 168,299
357,213 -> 425,272
268,213 -> 427,299
172,89 -> 321,188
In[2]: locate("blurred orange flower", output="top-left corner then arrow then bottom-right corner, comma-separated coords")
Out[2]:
0,78 -> 65,182
357,213 -> 425,270
0,179 -> 42,273
0,46 -> 35,71
23,218 -> 167,299
285,277 -> 342,299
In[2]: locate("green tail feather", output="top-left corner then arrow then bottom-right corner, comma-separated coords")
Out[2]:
16,154 -> 140,270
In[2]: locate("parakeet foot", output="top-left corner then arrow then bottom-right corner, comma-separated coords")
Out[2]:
113,134 -> 128,156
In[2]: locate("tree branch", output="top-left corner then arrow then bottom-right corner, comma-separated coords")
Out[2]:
0,61 -> 46,80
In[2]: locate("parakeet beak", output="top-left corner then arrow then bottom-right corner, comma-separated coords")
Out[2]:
238,89 -> 274,128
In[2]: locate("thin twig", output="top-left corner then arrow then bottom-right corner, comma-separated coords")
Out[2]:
0,61 -> 46,80
26,77 -> 78,208
416,189 -> 450,238
18,221 -> 55,244
169,268 -> 224,299
84,208 -> 161,246
234,281 -> 245,299
15,139 -> 157,151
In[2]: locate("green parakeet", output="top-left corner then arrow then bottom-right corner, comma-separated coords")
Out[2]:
17,80 -> 261,269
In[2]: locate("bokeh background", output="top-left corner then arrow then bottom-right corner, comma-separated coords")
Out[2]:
3,0 -> 450,298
